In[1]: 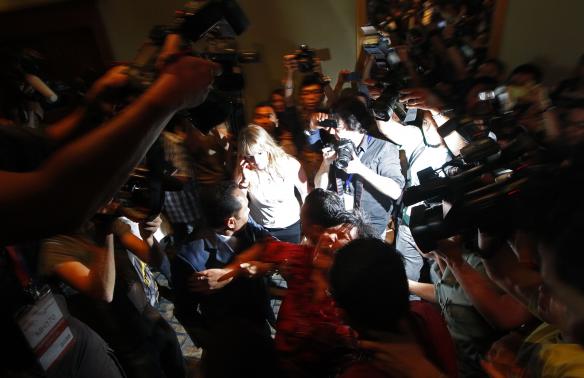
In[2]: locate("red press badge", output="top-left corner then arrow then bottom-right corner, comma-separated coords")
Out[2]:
15,290 -> 75,372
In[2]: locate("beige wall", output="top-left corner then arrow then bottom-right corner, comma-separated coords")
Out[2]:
498,0 -> 584,84
236,0 -> 356,114
98,0 -> 356,120
97,0 -> 185,61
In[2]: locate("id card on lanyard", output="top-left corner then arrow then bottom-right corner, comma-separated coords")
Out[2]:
6,246 -> 75,372
342,135 -> 372,211
343,175 -> 355,211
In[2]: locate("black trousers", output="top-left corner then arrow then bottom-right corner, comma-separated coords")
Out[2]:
266,220 -> 301,243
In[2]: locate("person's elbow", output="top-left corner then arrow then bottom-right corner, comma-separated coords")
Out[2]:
385,178 -> 404,200
100,290 -> 114,303
388,185 -> 403,200
85,286 -> 114,303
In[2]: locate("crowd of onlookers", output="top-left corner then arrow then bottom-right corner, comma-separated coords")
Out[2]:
1,0 -> 584,377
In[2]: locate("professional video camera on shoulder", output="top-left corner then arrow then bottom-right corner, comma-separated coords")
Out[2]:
127,0 -> 250,97
95,164 -> 184,223
402,131 -> 545,253
360,25 -> 428,125
473,83 -> 544,141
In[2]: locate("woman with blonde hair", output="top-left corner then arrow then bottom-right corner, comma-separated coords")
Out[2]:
237,125 -> 308,242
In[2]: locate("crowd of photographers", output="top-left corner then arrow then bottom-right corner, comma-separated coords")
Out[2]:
1,0 -> 584,377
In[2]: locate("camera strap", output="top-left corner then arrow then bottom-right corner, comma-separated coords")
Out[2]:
4,246 -> 33,290
339,135 -> 372,210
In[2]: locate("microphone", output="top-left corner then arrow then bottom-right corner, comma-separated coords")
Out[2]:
25,74 -> 58,103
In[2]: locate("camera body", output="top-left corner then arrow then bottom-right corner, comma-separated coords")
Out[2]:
112,166 -> 184,221
295,44 -> 317,73
403,133 -> 541,252
326,138 -> 356,170
127,0 -> 249,92
361,28 -> 409,121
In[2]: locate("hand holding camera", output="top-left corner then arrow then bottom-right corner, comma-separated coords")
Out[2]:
309,112 -> 333,130
321,145 -> 337,166
323,139 -> 356,170
399,87 -> 444,114
283,54 -> 299,75
337,69 -> 351,85
84,65 -> 130,114
344,150 -> 366,175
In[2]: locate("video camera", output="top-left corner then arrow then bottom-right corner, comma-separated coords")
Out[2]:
403,133 -> 542,252
127,0 -> 250,99
112,166 -> 184,221
360,26 -> 410,122
197,36 -> 260,93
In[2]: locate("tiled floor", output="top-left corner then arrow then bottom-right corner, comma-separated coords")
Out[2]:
155,273 -> 202,377
154,271 -> 285,377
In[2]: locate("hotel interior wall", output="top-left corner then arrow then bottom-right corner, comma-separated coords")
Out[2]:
98,0 -> 356,120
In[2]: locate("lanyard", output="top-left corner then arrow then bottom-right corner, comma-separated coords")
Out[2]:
344,174 -> 354,193
5,245 -> 33,289
343,135 -> 372,193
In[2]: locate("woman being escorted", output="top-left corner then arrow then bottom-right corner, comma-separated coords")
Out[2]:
237,125 -> 308,243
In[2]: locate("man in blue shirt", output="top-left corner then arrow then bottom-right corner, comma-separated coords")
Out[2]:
171,181 -> 276,378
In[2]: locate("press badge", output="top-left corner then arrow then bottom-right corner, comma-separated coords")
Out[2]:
15,289 -> 75,372
343,193 -> 354,211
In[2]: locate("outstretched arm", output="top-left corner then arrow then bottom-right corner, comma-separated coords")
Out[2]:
0,57 -> 217,245
437,238 -> 533,330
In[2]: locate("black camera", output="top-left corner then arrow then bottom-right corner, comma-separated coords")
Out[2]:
361,27 -> 409,121
371,81 -> 407,122
408,169 -> 529,252
292,44 -> 332,74
113,166 -> 184,221
295,44 -> 317,73
326,138 -> 356,170
127,0 -> 249,94
403,133 -> 541,252
199,38 -> 260,92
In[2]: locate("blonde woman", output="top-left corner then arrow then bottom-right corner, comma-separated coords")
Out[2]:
237,125 -> 308,243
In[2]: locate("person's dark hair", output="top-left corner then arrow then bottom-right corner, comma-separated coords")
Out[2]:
482,58 -> 506,77
271,88 -> 285,98
333,210 -> 378,239
331,95 -> 375,134
200,181 -> 242,229
303,189 -> 345,228
300,73 -> 324,90
329,238 -> 409,333
468,76 -> 499,91
254,100 -> 274,110
509,63 -> 543,84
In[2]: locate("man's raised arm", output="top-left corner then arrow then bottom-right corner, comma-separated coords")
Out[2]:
0,56 -> 218,244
